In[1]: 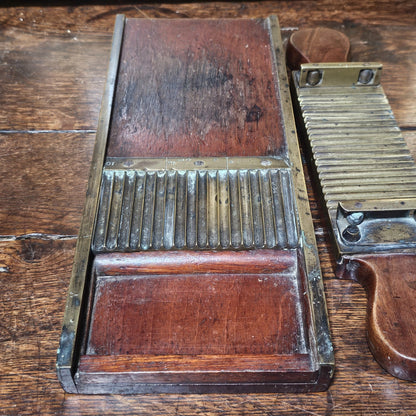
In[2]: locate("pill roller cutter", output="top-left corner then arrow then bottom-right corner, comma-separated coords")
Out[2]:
292,61 -> 416,381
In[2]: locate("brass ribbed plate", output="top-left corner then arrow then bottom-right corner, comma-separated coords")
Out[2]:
92,163 -> 298,252
296,68 -> 416,213
294,63 -> 416,253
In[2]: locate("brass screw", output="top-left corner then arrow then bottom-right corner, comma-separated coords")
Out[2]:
358,69 -> 374,84
306,70 -> 322,86
347,212 -> 364,225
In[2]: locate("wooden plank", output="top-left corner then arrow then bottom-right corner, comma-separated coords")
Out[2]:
0,30 -> 110,130
88,251 -> 304,357
1,1 -> 415,32
0,240 -> 71,415
0,133 -> 94,236
1,238 -> 416,414
345,24 -> 416,127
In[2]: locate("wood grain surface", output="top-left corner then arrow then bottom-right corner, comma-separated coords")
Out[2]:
107,18 -> 285,158
1,1 -> 416,414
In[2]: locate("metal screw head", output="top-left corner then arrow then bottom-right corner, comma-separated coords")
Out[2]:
342,225 -> 361,243
358,69 -> 374,84
347,212 -> 364,225
306,70 -> 322,86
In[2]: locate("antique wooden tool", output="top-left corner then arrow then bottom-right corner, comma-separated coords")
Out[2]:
289,28 -> 416,381
56,16 -> 334,393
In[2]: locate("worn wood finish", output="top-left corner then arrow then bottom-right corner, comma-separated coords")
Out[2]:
60,16 -> 332,393
93,249 -> 297,276
286,27 -> 350,69
1,1 -> 416,414
0,133 -> 94,236
1,3 -> 416,129
0,240 -> 73,414
0,32 -> 110,131
108,18 -> 284,158
89,251 -> 302,357
337,254 -> 416,381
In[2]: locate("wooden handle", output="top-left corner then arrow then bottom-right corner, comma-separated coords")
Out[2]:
337,254 -> 416,380
286,27 -> 350,70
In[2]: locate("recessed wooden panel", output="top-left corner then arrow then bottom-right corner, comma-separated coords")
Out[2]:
87,251 -> 307,356
76,249 -> 325,391
107,19 -> 285,158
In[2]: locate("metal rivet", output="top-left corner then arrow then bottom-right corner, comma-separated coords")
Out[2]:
358,69 -> 374,84
342,225 -> 361,243
306,70 -> 322,86
347,212 -> 364,225
261,159 -> 272,167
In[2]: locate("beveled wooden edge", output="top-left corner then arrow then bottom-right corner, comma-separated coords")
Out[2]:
56,14 -> 125,393
93,249 -> 298,276
268,16 -> 334,372
77,353 -> 317,384
75,354 -> 333,393
79,353 -> 312,370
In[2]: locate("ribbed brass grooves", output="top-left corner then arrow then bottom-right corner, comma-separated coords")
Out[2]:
92,168 -> 298,252
297,81 -> 416,213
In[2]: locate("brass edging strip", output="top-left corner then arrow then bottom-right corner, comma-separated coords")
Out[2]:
269,16 -> 334,371
57,14 -> 125,392
104,156 -> 289,171
298,62 -> 382,88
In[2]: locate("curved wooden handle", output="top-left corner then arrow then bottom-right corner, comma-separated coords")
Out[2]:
286,27 -> 350,70
338,254 -> 416,380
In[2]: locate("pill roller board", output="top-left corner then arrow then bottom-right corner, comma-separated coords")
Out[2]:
56,16 -> 334,394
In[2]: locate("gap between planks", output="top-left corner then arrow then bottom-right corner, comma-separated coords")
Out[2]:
0,233 -> 78,242
0,130 -> 96,134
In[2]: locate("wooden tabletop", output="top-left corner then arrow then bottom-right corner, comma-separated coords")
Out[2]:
1,1 -> 415,414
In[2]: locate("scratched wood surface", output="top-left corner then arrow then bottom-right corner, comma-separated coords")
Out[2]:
0,1 -> 415,414
107,18 -> 285,158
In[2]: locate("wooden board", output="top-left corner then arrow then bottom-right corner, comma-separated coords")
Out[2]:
107,19 -> 284,158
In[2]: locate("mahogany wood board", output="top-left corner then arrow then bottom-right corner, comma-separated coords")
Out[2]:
79,251 -> 319,391
0,0 -> 416,414
86,250 -> 306,356
73,15 -> 329,393
107,19 -> 284,158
